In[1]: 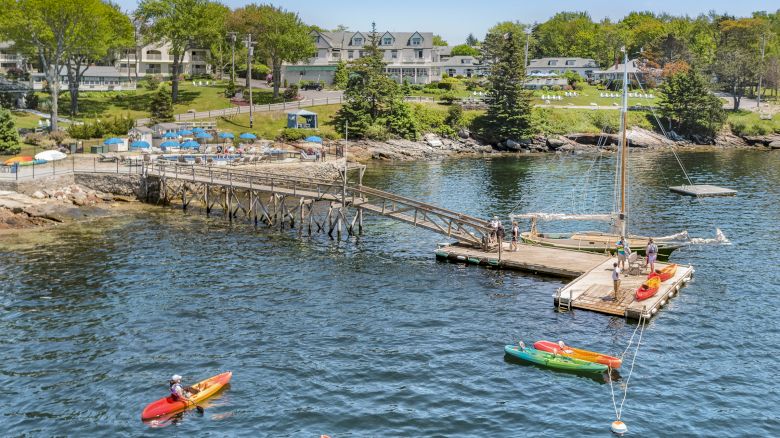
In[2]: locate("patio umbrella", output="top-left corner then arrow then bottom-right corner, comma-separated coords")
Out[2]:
192,127 -> 206,133
195,132 -> 213,139
160,141 -> 180,148
180,140 -> 200,149
162,131 -> 178,138
304,136 -> 323,143
34,150 -> 67,161
239,132 -> 257,140
130,140 -> 150,149
104,137 -> 124,145
177,129 -> 193,136
218,132 -> 235,139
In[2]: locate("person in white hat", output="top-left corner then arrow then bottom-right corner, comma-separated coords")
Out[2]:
169,374 -> 191,402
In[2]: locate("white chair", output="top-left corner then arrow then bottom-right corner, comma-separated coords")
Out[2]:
627,252 -> 646,275
192,81 -> 197,86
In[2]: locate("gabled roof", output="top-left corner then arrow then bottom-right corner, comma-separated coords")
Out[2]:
313,31 -> 435,50
31,65 -> 125,77
348,32 -> 366,46
528,57 -> 599,69
594,59 -> 642,74
310,30 -> 333,48
439,56 -> 482,68
379,32 -> 396,45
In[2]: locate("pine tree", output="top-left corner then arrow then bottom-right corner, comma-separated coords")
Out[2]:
465,33 -> 479,46
477,28 -> 534,143
333,61 -> 349,89
659,69 -> 726,139
0,107 -> 20,155
150,86 -> 174,123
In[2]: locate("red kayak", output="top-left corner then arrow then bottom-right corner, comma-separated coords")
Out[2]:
141,371 -> 232,421
636,275 -> 661,301
652,264 -> 678,282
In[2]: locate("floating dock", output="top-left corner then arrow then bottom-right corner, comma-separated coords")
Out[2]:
436,243 -> 694,320
669,184 -> 737,197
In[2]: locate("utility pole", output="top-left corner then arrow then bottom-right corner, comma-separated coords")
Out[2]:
524,28 -> 531,70
245,34 -> 255,128
227,31 -> 237,82
757,33 -> 766,109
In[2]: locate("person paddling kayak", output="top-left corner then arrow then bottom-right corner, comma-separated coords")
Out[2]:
169,375 -> 199,402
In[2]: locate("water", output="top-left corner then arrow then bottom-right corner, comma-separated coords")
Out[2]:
1,150 -> 779,436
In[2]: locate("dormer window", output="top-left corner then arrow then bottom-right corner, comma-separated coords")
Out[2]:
547,60 -> 557,66
411,37 -> 421,46
383,37 -> 393,45
565,60 -> 576,66
353,37 -> 363,46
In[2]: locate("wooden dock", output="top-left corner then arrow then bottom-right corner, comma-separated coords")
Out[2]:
669,184 -> 737,197
436,243 -> 694,320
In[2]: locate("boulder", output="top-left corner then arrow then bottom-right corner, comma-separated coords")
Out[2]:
457,128 -> 470,139
31,191 -> 46,199
770,140 -> 780,150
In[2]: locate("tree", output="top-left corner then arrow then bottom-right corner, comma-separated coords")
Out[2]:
229,4 -> 315,98
0,107 -> 20,154
149,86 -> 174,123
711,18 -> 764,110
332,24 -> 349,32
333,60 -> 348,89
465,33 -> 479,46
65,1 -> 133,116
333,23 -> 416,140
450,44 -> 480,57
433,34 -> 448,46
659,69 -> 726,140
0,0 -> 102,132
476,25 -> 534,143
136,0 -> 229,103
532,12 -> 599,59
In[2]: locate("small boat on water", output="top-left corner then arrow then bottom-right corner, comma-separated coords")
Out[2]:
141,371 -> 232,421
653,264 -> 678,282
504,344 -> 608,373
533,340 -> 622,369
636,275 -> 661,301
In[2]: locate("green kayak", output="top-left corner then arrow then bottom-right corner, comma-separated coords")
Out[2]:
504,344 -> 608,373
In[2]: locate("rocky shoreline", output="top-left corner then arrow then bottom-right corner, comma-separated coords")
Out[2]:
343,127 -> 780,161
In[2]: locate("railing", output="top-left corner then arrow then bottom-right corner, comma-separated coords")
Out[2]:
144,54 -> 163,61
0,156 -> 146,182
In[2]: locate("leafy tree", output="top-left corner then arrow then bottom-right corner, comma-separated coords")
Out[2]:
451,44 -> 480,57
150,86 -> 174,123
229,4 -> 315,98
225,79 -> 236,97
332,24 -> 349,32
711,18 -> 764,110
0,107 -> 20,154
136,0 -> 229,103
433,34 -> 448,46
532,12 -> 599,59
465,33 -> 479,46
659,69 -> 726,139
618,11 -> 665,57
562,70 -> 583,87
445,104 -> 464,129
333,60 -> 348,89
475,25 -> 534,143
333,23 -> 416,140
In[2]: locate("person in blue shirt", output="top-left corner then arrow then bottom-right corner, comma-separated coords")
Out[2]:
616,236 -> 630,271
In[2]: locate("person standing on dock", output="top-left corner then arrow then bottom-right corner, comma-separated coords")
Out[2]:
510,222 -> 519,252
646,238 -> 658,273
612,262 -> 621,300
489,216 -> 499,244
616,237 -> 630,272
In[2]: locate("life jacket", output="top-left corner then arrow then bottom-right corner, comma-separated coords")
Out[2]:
170,382 -> 183,400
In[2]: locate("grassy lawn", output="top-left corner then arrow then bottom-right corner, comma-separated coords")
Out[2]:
727,110 -> 779,136
530,84 -> 659,107
10,111 -> 45,130
42,81 -> 247,121
212,104 -> 342,140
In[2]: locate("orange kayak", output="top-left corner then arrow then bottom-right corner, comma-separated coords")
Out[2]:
3,156 -> 33,165
534,340 -> 622,369
652,264 -> 678,282
141,371 -> 232,421
636,275 -> 661,301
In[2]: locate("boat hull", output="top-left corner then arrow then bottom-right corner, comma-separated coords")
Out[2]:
533,340 -> 622,369
636,276 -> 661,301
520,232 -> 680,261
141,371 -> 232,420
504,345 -> 608,373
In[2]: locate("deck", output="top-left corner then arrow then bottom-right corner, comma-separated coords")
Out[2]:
669,184 -> 737,197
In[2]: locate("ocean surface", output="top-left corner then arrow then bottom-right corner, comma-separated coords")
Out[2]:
1,150 -> 779,437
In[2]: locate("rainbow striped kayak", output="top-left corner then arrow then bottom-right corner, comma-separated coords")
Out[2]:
504,345 -> 608,373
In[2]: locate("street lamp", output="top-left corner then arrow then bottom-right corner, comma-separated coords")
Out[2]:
245,35 -> 255,128
227,31 -> 237,82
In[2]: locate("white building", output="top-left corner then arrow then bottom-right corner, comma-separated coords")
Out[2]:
116,43 -> 210,78
283,30 -> 443,85
0,41 -> 25,73
31,66 -> 136,91
527,57 -> 600,79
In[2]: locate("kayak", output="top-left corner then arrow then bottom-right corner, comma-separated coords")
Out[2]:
636,275 -> 661,301
141,371 -> 232,420
504,345 -> 608,373
533,340 -> 622,369
652,264 -> 678,282
3,156 -> 33,165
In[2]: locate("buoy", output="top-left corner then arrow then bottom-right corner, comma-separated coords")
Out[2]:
611,420 -> 628,435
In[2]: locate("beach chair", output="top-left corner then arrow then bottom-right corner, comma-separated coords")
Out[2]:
627,252 -> 646,276
192,81 -> 197,87
98,153 -> 116,163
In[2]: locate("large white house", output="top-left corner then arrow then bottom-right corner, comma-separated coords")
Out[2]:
283,30 -> 443,85
31,66 -> 136,91
527,57 -> 600,79
116,43 -> 210,78
0,41 -> 25,73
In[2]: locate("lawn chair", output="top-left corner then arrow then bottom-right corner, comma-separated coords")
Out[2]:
627,252 -> 646,276
98,153 -> 116,163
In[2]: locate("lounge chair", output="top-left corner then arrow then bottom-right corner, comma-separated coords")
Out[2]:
98,153 -> 117,163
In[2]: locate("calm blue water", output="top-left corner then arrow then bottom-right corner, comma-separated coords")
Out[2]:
1,150 -> 779,436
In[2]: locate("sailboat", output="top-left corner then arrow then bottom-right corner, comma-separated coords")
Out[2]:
514,48 -> 685,261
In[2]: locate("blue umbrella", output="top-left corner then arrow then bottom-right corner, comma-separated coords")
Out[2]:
180,140 -> 200,149
192,127 -> 206,133
177,129 -> 193,136
218,132 -> 235,139
160,141 -> 180,148
104,137 -> 124,145
130,140 -> 150,149
305,136 -> 323,143
195,132 -> 213,139
162,131 -> 178,138
239,132 -> 257,140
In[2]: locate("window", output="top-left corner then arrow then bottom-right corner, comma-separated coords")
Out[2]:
461,58 -> 471,65
383,37 -> 393,45
348,50 -> 354,59
411,37 -> 421,46
391,50 -> 398,59
565,60 -> 576,66
353,37 -> 363,45
547,60 -> 557,66
447,68 -> 456,76
415,49 -> 423,59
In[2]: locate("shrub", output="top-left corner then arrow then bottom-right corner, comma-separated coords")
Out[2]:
24,132 -> 44,145
0,92 -> 16,109
225,80 -> 236,98
365,123 -> 389,140
24,91 -> 38,110
440,92 -> 458,105
438,77 -> 459,90
66,116 -> 135,139
283,84 -> 299,101
446,104 -> 464,128
144,75 -> 161,91
48,130 -> 68,146
0,107 -> 20,154
409,84 -> 425,91
588,111 -> 620,134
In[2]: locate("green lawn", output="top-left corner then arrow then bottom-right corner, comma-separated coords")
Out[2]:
46,81 -> 245,121
213,104 -> 342,140
10,111 -> 45,130
727,110 -> 779,136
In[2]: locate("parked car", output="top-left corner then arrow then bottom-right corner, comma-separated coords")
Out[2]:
300,82 -> 323,91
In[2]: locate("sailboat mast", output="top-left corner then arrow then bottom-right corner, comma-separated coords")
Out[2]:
618,47 -> 629,237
